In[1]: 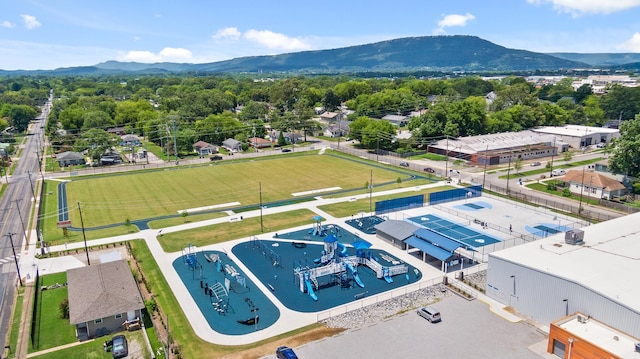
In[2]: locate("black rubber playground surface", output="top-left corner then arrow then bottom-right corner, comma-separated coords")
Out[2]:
172,249 -> 280,335
232,239 -> 422,312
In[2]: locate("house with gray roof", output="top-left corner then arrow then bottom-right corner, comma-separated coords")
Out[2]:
222,138 -> 242,152
55,151 -> 85,167
67,260 -> 144,340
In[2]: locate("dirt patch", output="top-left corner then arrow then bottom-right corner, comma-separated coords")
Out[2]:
219,326 -> 345,359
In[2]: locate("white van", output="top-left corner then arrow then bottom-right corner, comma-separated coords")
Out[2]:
551,169 -> 566,176
417,306 -> 441,323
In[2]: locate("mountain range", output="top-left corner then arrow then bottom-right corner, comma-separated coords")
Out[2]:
3,35 -> 640,76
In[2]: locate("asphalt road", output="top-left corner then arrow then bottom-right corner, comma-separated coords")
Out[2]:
0,92 -> 49,352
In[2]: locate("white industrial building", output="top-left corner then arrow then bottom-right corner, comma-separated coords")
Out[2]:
486,212 -> 640,339
532,125 -> 619,149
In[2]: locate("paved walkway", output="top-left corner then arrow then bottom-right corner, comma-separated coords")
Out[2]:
16,178 -> 539,349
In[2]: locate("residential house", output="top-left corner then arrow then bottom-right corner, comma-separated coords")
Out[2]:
381,114 -> 409,127
269,130 -> 302,144
120,134 -> 141,147
55,151 -> 85,167
107,127 -> 126,136
247,137 -> 272,149
560,170 -> 626,200
67,260 -> 144,340
322,124 -> 347,138
193,141 -> 218,156
320,111 -> 342,122
222,138 -> 242,152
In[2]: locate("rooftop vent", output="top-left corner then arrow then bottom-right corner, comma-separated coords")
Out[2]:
565,229 -> 585,246
635,342 -> 640,352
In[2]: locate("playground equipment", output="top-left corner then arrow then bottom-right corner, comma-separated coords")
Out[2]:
293,234 -> 409,301
251,236 -> 283,268
207,281 -> 230,314
310,215 -> 326,236
182,244 -> 203,280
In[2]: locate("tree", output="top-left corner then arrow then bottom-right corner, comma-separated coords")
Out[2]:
73,128 -> 119,161
609,114 -> 640,177
514,158 -> 522,173
0,104 -> 37,132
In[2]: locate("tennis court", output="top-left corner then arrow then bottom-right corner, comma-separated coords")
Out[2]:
407,214 -> 501,248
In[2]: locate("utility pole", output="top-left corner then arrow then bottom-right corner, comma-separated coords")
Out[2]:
506,151 -> 513,196
171,120 -> 178,165
13,200 -> 28,242
549,137 -> 556,178
6,233 -> 23,286
482,144 -> 489,190
77,202 -> 90,265
27,170 -> 36,200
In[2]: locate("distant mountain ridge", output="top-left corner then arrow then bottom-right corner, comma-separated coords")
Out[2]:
2,35 -> 638,76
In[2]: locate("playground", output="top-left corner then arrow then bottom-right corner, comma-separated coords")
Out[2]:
232,237 -> 421,312
172,245 -> 280,335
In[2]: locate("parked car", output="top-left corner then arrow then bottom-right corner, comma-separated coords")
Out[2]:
551,169 -> 566,176
210,155 -> 223,161
423,167 -> 435,173
417,306 -> 441,323
276,346 -> 299,359
531,161 -> 541,166
281,148 -> 292,153
596,143 -> 606,148
399,162 -> 409,167
111,335 -> 128,359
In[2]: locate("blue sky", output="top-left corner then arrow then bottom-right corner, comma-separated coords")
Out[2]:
2,0 -> 640,70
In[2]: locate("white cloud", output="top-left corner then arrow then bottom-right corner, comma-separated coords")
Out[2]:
619,32 -> 640,51
1,21 -> 15,28
20,14 -> 41,29
158,47 -> 192,61
212,27 -> 241,40
119,47 -> 192,63
527,0 -> 640,15
433,13 -> 475,35
244,29 -> 312,51
133,36 -> 141,41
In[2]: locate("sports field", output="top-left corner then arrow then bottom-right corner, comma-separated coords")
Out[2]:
57,152 -> 432,228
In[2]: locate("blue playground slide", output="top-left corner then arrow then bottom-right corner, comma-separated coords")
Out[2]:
216,259 -> 222,272
346,262 -> 365,288
303,272 -> 318,301
337,242 -> 348,256
383,268 -> 393,283
304,279 -> 318,301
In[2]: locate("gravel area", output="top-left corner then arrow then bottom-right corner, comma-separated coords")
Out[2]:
322,270 -> 487,330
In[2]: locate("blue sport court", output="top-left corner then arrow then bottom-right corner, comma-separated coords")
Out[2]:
407,214 -> 501,248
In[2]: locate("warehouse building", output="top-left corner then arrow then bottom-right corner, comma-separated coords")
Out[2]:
485,213 -> 640,355
532,124 -> 619,149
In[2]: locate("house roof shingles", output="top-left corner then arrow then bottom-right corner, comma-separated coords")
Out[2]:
562,170 -> 626,191
67,260 -> 143,324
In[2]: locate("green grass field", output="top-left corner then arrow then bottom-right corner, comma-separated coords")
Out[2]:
48,152 -> 432,231
29,272 -> 77,353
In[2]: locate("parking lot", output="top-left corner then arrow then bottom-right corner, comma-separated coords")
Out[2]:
263,294 -> 550,359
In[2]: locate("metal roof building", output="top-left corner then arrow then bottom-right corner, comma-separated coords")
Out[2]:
486,212 -> 640,339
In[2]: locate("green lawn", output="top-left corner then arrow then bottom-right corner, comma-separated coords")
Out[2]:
39,181 -> 136,246
158,208 -> 316,252
54,152 -> 426,230
30,273 -> 76,353
30,329 -> 149,359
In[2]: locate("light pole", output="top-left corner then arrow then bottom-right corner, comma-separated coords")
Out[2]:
6,233 -> 23,286
13,200 -> 28,242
